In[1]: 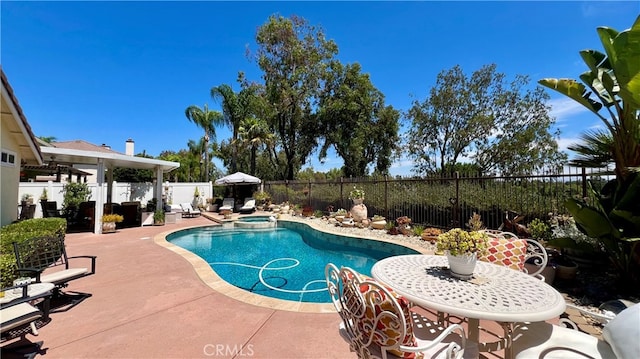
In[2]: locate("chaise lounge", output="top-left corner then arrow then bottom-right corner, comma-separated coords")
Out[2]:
238,198 -> 256,214
179,203 -> 201,218
218,198 -> 234,213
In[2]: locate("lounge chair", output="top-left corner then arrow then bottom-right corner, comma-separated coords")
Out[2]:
238,198 -> 256,214
218,198 -> 234,213
179,203 -> 201,218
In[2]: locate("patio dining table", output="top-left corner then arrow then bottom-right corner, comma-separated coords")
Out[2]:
371,254 -> 566,359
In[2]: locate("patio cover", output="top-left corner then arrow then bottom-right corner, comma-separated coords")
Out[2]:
214,172 -> 261,185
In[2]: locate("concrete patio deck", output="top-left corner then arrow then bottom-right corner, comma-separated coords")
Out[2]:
2,213 -> 567,359
3,215 -> 353,359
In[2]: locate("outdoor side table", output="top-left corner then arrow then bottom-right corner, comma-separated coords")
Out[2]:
371,254 -> 566,359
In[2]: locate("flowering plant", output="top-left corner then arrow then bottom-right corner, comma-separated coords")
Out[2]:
436,228 -> 488,256
349,186 -> 365,200
102,214 -> 124,223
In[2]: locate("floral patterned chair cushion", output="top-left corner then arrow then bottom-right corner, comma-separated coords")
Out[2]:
479,236 -> 527,271
351,273 -> 421,359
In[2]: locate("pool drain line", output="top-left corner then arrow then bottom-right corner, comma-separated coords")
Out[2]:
209,258 -> 328,295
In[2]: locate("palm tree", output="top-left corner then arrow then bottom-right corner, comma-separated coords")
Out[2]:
184,104 -> 223,182
211,83 -> 260,173
38,136 -> 57,144
187,138 -> 206,181
238,117 -> 274,176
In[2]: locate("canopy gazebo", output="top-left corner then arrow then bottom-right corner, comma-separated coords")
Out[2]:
214,172 -> 261,207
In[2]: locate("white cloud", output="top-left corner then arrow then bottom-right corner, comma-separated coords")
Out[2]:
548,97 -> 588,121
556,136 -> 580,155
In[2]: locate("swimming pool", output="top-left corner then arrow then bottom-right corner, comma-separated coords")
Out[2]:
166,220 -> 420,304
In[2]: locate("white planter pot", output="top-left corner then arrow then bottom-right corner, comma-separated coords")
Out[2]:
102,221 -> 116,233
371,220 -> 387,230
447,252 -> 477,279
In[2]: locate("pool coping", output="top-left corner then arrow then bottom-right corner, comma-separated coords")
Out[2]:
153,214 -> 430,313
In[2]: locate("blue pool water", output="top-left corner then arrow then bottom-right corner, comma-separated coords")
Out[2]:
166,221 -> 419,303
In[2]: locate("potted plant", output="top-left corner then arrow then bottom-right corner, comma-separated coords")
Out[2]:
349,186 -> 367,222
371,215 -> 387,230
101,213 -> 123,233
253,191 -> 271,210
153,210 -> 165,226
437,228 -> 489,278
349,186 -> 365,203
21,193 -> 33,205
335,208 -> 347,222
39,188 -> 48,202
61,182 -> 92,218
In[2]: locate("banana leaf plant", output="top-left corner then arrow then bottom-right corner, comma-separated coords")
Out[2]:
539,15 -> 640,182
564,173 -> 640,284
540,15 -> 640,285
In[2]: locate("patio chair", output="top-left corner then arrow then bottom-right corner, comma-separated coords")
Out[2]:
41,200 -> 62,218
238,198 -> 256,214
479,230 -> 550,280
324,263 -> 477,359
13,235 -> 96,295
179,203 -> 201,218
511,302 -> 640,359
218,198 -> 234,213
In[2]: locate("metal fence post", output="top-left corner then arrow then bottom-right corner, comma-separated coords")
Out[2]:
384,175 -> 389,219
581,167 -> 587,199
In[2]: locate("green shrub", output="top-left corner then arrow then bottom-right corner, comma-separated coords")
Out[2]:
529,218 -> 552,241
412,225 -> 425,237
0,218 -> 66,287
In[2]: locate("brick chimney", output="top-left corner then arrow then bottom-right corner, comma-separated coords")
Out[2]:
126,138 -> 134,156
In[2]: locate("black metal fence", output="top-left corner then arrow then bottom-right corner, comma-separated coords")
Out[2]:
263,167 -> 608,229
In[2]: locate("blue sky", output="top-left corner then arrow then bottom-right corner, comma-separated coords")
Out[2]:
2,1 -> 638,176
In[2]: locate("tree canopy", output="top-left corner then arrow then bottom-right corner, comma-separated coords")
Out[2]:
318,62 -> 400,177
254,14 -> 339,180
406,64 -> 567,176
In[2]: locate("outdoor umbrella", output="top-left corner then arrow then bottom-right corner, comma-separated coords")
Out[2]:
214,172 -> 261,185
214,172 -> 262,200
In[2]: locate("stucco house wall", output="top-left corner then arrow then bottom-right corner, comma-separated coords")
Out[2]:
1,122 -> 22,225
1,68 -> 43,226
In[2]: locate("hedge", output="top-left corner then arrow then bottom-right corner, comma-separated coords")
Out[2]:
0,218 -> 67,287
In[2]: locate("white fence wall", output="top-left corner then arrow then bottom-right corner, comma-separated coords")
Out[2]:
18,181 -> 213,219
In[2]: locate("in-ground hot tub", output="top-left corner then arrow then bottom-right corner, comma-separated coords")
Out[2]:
234,215 -> 277,229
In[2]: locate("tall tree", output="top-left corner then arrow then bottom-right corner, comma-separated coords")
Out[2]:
238,117 -> 274,176
184,104 -> 223,182
187,138 -> 207,181
211,80 -> 258,173
254,14 -> 338,180
318,62 -> 399,177
406,64 -> 566,176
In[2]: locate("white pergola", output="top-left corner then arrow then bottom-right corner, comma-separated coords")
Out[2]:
41,146 -> 180,234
